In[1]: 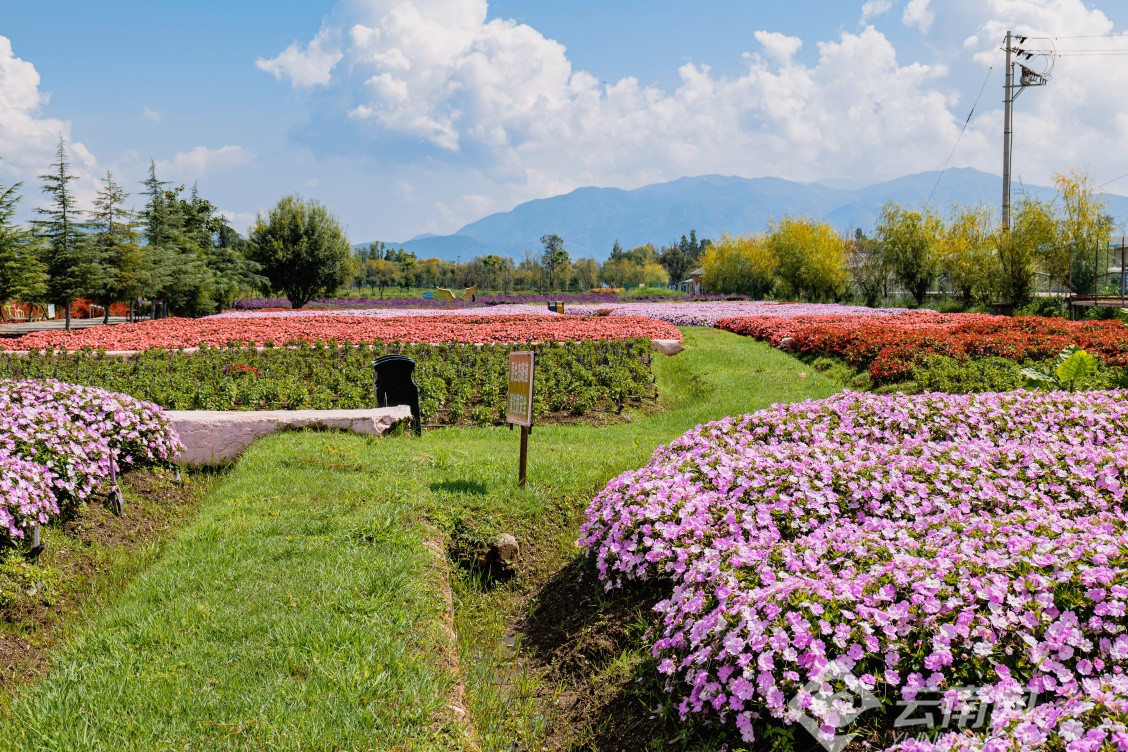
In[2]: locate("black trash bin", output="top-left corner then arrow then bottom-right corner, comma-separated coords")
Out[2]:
373,354 -> 422,435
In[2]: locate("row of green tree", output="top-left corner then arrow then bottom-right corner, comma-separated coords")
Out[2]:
703,170 -> 1118,307
353,231 -> 712,296
10,141 -> 1109,316
1,141 -> 261,327
2,140 -> 714,317
0,139 -> 358,324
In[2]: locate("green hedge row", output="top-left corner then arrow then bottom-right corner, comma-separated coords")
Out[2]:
0,340 -> 657,425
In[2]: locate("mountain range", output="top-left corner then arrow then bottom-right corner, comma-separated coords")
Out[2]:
367,168 -> 1128,262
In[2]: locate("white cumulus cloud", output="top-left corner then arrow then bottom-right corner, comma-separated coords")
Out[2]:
902,0 -> 935,32
0,36 -> 99,206
256,27 -> 343,88
261,3 -> 959,191
257,0 -> 1128,232
753,31 -> 803,65
861,0 -> 894,23
156,145 -> 253,181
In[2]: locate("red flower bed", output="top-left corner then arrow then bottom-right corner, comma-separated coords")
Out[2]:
3,314 -> 681,351
717,312 -> 1128,382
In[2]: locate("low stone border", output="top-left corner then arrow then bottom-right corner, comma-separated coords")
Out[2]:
170,406 -> 412,467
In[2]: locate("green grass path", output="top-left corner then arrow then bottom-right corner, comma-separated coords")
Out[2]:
0,328 -> 839,751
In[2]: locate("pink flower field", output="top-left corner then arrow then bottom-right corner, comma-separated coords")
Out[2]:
580,389 -> 1128,750
0,380 -> 181,540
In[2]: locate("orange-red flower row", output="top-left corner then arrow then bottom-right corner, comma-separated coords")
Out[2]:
716,312 -> 1128,382
4,314 -> 682,351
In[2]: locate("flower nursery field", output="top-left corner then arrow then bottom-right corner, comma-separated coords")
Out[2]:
215,299 -> 909,326
4,301 -> 1128,752
0,328 -> 842,751
230,291 -> 722,310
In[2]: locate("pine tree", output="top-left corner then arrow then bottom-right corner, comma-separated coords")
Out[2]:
0,166 -> 47,306
88,171 -> 148,323
139,160 -> 177,317
198,198 -> 262,312
33,136 -> 93,329
138,165 -> 261,317
164,184 -> 219,316
140,165 -> 212,317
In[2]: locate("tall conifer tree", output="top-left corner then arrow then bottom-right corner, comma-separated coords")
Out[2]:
34,136 -> 92,329
89,171 -> 148,323
139,160 -> 176,316
0,165 -> 47,306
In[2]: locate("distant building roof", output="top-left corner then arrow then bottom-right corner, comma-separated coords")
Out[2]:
689,267 -> 705,276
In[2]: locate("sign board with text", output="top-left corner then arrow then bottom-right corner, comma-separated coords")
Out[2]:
506,351 -> 535,427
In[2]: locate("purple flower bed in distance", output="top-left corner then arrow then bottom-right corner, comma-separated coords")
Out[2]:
579,389 -> 1128,750
232,296 -> 477,310
215,299 -> 908,325
229,292 -> 756,311
565,300 -> 909,326
0,380 -> 182,540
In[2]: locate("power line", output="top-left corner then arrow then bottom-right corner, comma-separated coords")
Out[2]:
927,48 -> 1001,204
1050,33 -> 1128,39
1101,171 -> 1128,188
1049,49 -> 1128,55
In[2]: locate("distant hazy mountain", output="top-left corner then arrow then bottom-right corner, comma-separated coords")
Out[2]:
368,168 -> 1128,262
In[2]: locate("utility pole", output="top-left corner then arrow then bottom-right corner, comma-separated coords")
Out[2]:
1002,30 -> 1049,231
1003,30 -> 1014,231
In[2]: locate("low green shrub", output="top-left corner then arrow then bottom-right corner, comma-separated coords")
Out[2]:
0,340 -> 656,426
1014,297 -> 1068,318
912,354 -> 1026,393
911,351 -> 1120,394
1084,305 -> 1128,321
617,286 -> 686,298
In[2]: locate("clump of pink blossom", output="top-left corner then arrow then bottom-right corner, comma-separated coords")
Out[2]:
580,389 -> 1128,749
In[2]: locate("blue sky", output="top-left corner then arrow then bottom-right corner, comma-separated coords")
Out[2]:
2,0 -> 1127,243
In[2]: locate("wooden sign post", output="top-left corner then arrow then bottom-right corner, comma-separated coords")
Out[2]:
506,351 -> 535,486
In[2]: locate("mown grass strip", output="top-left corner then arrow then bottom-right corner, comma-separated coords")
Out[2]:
0,436 -> 469,751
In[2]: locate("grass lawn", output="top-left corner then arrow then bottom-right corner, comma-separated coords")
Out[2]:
0,328 -> 840,751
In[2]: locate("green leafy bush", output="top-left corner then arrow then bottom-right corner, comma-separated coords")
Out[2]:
0,340 -> 656,426
1084,305 -> 1128,321
1022,344 -> 1100,391
1014,296 -> 1068,318
912,347 -> 1125,394
617,286 -> 686,299
912,354 -> 1025,393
